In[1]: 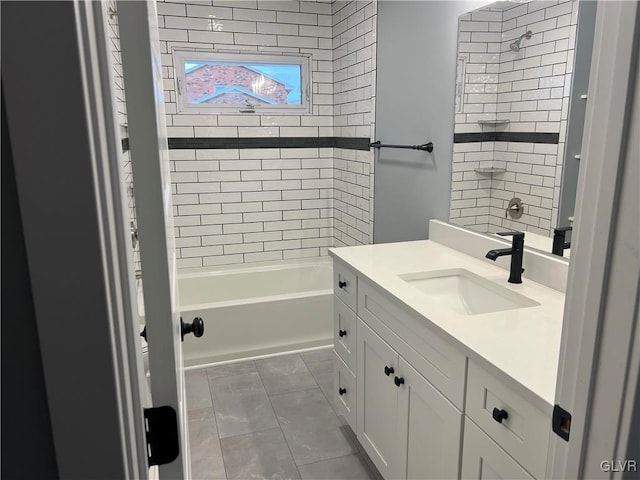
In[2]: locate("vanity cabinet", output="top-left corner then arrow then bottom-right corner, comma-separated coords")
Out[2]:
331,257 -> 553,480
357,318 -> 463,480
462,419 -> 534,479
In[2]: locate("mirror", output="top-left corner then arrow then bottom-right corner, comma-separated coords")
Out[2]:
449,0 -> 597,259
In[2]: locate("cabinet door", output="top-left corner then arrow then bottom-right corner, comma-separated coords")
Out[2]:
397,358 -> 463,480
357,319 -> 401,479
461,419 -> 534,480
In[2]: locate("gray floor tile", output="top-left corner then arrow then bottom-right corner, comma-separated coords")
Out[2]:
298,454 -> 377,480
300,348 -> 334,365
206,361 -> 257,381
306,360 -> 336,411
271,388 -> 357,466
256,355 -> 318,396
221,428 -> 301,480
209,372 -> 279,439
188,408 -> 226,480
186,369 -> 213,411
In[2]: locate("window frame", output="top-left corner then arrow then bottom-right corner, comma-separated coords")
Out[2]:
173,50 -> 311,114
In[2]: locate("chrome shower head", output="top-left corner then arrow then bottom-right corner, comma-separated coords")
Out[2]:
510,30 -> 533,52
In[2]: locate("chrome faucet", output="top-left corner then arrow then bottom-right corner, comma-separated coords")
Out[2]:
485,231 -> 525,284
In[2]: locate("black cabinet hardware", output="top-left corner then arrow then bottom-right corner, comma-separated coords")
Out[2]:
492,408 -> 509,423
339,387 -> 347,396
338,280 -> 347,289
394,376 -> 405,387
339,329 -> 347,337
181,316 -> 204,341
384,366 -> 394,376
552,404 -> 571,441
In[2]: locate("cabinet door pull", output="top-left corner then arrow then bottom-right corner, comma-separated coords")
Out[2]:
338,280 -> 347,289
384,366 -> 394,376
492,408 -> 509,423
338,387 -> 347,395
394,376 -> 405,387
339,329 -> 347,337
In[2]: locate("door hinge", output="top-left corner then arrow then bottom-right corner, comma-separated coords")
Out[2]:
143,406 -> 180,466
552,404 -> 571,441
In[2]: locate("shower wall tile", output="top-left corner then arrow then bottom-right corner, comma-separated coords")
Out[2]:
451,0 -> 578,236
332,0 -> 376,246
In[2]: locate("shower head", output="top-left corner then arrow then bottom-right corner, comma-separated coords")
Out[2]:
510,30 -> 533,52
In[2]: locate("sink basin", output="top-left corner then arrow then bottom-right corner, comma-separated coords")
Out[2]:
398,268 -> 539,315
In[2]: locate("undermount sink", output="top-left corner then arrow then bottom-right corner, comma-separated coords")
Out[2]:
398,268 -> 539,315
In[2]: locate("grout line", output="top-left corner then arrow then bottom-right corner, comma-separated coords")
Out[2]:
204,369 -> 230,480
254,356 -> 303,479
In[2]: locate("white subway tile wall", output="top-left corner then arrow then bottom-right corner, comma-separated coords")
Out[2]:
451,0 -> 578,235
153,0 -> 376,267
107,2 -> 140,270
333,0 -> 376,246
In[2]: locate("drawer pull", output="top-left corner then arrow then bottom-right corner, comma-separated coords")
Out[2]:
338,329 -> 347,337
384,366 -> 394,376
394,376 -> 405,387
338,280 -> 347,289
338,387 -> 347,396
492,408 -> 509,424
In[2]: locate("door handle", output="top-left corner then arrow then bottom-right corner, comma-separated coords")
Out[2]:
181,317 -> 204,341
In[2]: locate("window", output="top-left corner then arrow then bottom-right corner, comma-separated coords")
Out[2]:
174,51 -> 310,114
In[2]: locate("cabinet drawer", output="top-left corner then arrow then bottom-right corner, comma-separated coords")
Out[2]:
358,279 -> 466,409
334,296 -> 357,372
333,260 -> 358,313
334,350 -> 357,431
466,361 -> 550,479
462,419 -> 534,479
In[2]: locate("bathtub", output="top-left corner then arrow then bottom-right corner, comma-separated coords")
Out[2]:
178,258 -> 333,368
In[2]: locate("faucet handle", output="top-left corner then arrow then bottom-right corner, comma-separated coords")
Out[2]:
554,226 -> 573,233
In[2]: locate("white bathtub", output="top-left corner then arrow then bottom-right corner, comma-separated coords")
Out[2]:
178,258 -> 333,368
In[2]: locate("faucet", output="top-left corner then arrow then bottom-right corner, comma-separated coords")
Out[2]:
552,226 -> 572,257
485,231 -> 525,284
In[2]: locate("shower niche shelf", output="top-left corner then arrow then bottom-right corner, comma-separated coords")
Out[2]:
474,167 -> 506,175
477,119 -> 511,125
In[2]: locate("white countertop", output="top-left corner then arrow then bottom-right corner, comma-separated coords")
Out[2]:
329,240 -> 565,406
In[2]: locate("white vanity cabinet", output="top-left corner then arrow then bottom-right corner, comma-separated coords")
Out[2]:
357,319 -> 463,480
461,419 -> 534,479
330,256 -> 554,480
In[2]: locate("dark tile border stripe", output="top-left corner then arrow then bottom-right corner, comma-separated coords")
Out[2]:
166,136 -> 371,151
454,132 -> 559,144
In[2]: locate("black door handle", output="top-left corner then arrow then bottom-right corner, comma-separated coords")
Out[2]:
384,366 -> 394,376
338,387 -> 347,395
492,408 -> 508,424
394,376 -> 405,387
181,317 -> 204,341
339,329 -> 347,337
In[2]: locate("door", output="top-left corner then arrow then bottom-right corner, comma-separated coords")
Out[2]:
397,357 -> 463,480
357,319 -> 402,479
461,420 -> 533,480
117,2 -> 189,478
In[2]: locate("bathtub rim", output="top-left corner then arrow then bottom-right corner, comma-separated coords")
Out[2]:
179,288 -> 333,311
177,255 -> 333,280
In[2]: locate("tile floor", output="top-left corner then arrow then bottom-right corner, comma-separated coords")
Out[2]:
185,348 -> 380,480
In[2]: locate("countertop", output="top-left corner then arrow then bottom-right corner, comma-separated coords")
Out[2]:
329,240 -> 565,406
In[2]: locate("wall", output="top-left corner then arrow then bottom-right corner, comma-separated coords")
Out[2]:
374,1 -> 481,243
450,0 -> 580,236
154,0 -> 375,267
107,2 -> 140,270
333,0 -> 376,246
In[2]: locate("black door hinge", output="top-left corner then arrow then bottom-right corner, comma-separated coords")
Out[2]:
552,404 -> 571,441
143,406 -> 180,466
